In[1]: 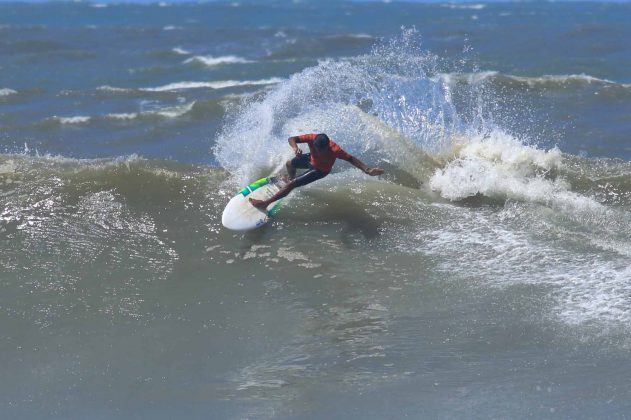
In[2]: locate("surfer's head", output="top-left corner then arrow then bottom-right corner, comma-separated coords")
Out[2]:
314,133 -> 330,150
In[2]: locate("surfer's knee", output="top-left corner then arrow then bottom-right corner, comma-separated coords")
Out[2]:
285,159 -> 296,172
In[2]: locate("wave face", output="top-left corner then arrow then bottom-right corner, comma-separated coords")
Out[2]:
215,29 -> 631,330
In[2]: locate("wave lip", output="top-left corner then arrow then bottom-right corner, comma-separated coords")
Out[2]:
53,115 -> 91,124
439,71 -> 631,90
146,101 -> 196,118
39,102 -> 196,126
441,3 -> 486,9
37,115 -> 92,128
96,85 -> 130,93
139,78 -> 283,92
172,47 -> 191,55
183,55 -> 252,67
508,73 -> 621,86
326,33 -> 375,42
105,101 -> 196,120
0,88 -> 18,97
349,33 -> 373,39
106,112 -> 139,121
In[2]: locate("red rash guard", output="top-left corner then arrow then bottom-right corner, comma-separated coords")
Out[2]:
297,133 -> 352,173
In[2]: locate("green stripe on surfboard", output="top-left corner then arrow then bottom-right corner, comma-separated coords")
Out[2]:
239,177 -> 271,197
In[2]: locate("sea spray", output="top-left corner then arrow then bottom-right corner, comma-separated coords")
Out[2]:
214,29 -> 475,185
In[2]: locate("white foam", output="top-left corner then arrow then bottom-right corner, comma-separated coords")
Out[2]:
106,101 -> 195,120
107,112 -> 139,120
172,47 -> 191,55
439,71 -> 626,88
421,204 -> 631,328
334,33 -> 373,40
422,130 -> 631,328
0,160 -> 17,174
429,131 -> 575,205
153,101 -> 195,118
435,71 -> 499,86
557,263 -> 631,327
163,25 -> 182,31
442,3 -> 487,9
183,55 -> 252,67
97,85 -> 130,93
350,33 -> 373,39
141,78 -> 282,92
509,73 -> 619,86
140,81 -> 224,92
56,116 -> 91,124
0,88 -> 17,97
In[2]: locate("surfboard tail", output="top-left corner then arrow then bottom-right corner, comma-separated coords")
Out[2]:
267,200 -> 283,217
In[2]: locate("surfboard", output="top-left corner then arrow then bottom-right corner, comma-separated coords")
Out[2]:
221,176 -> 286,231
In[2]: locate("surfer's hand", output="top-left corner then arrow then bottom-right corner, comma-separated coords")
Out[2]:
294,148 -> 302,156
367,167 -> 384,176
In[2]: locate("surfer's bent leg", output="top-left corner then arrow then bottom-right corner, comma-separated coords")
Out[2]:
287,154 -> 311,180
293,168 -> 328,187
249,169 -> 328,210
286,159 -> 297,180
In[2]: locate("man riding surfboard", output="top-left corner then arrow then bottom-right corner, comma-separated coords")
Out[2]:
249,133 -> 384,210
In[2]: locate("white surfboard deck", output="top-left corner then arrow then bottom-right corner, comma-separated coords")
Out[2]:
221,176 -> 286,231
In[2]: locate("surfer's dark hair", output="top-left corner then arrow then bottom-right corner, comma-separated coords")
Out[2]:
314,133 -> 330,149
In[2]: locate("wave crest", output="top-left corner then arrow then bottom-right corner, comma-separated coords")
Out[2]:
183,55 -> 252,67
429,131 -> 565,203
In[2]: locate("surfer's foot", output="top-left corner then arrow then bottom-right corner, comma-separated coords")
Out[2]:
249,197 -> 268,210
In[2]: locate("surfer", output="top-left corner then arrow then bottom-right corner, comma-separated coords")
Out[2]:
249,133 -> 384,210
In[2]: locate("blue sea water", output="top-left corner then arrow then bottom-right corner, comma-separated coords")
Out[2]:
1,1 -> 630,419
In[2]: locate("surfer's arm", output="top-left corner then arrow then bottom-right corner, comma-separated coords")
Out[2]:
288,136 -> 303,155
346,155 -> 384,176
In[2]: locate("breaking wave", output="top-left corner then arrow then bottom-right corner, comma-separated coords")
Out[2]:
438,71 -> 631,93
214,29 -> 631,330
98,78 -> 282,93
0,88 -> 18,97
183,55 -> 253,67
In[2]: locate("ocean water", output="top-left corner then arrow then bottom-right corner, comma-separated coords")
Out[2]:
1,1 -> 630,418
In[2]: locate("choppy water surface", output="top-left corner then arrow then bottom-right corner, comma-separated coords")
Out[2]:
1,1 -> 630,419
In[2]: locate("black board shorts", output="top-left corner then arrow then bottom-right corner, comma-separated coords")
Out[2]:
290,153 -> 328,187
